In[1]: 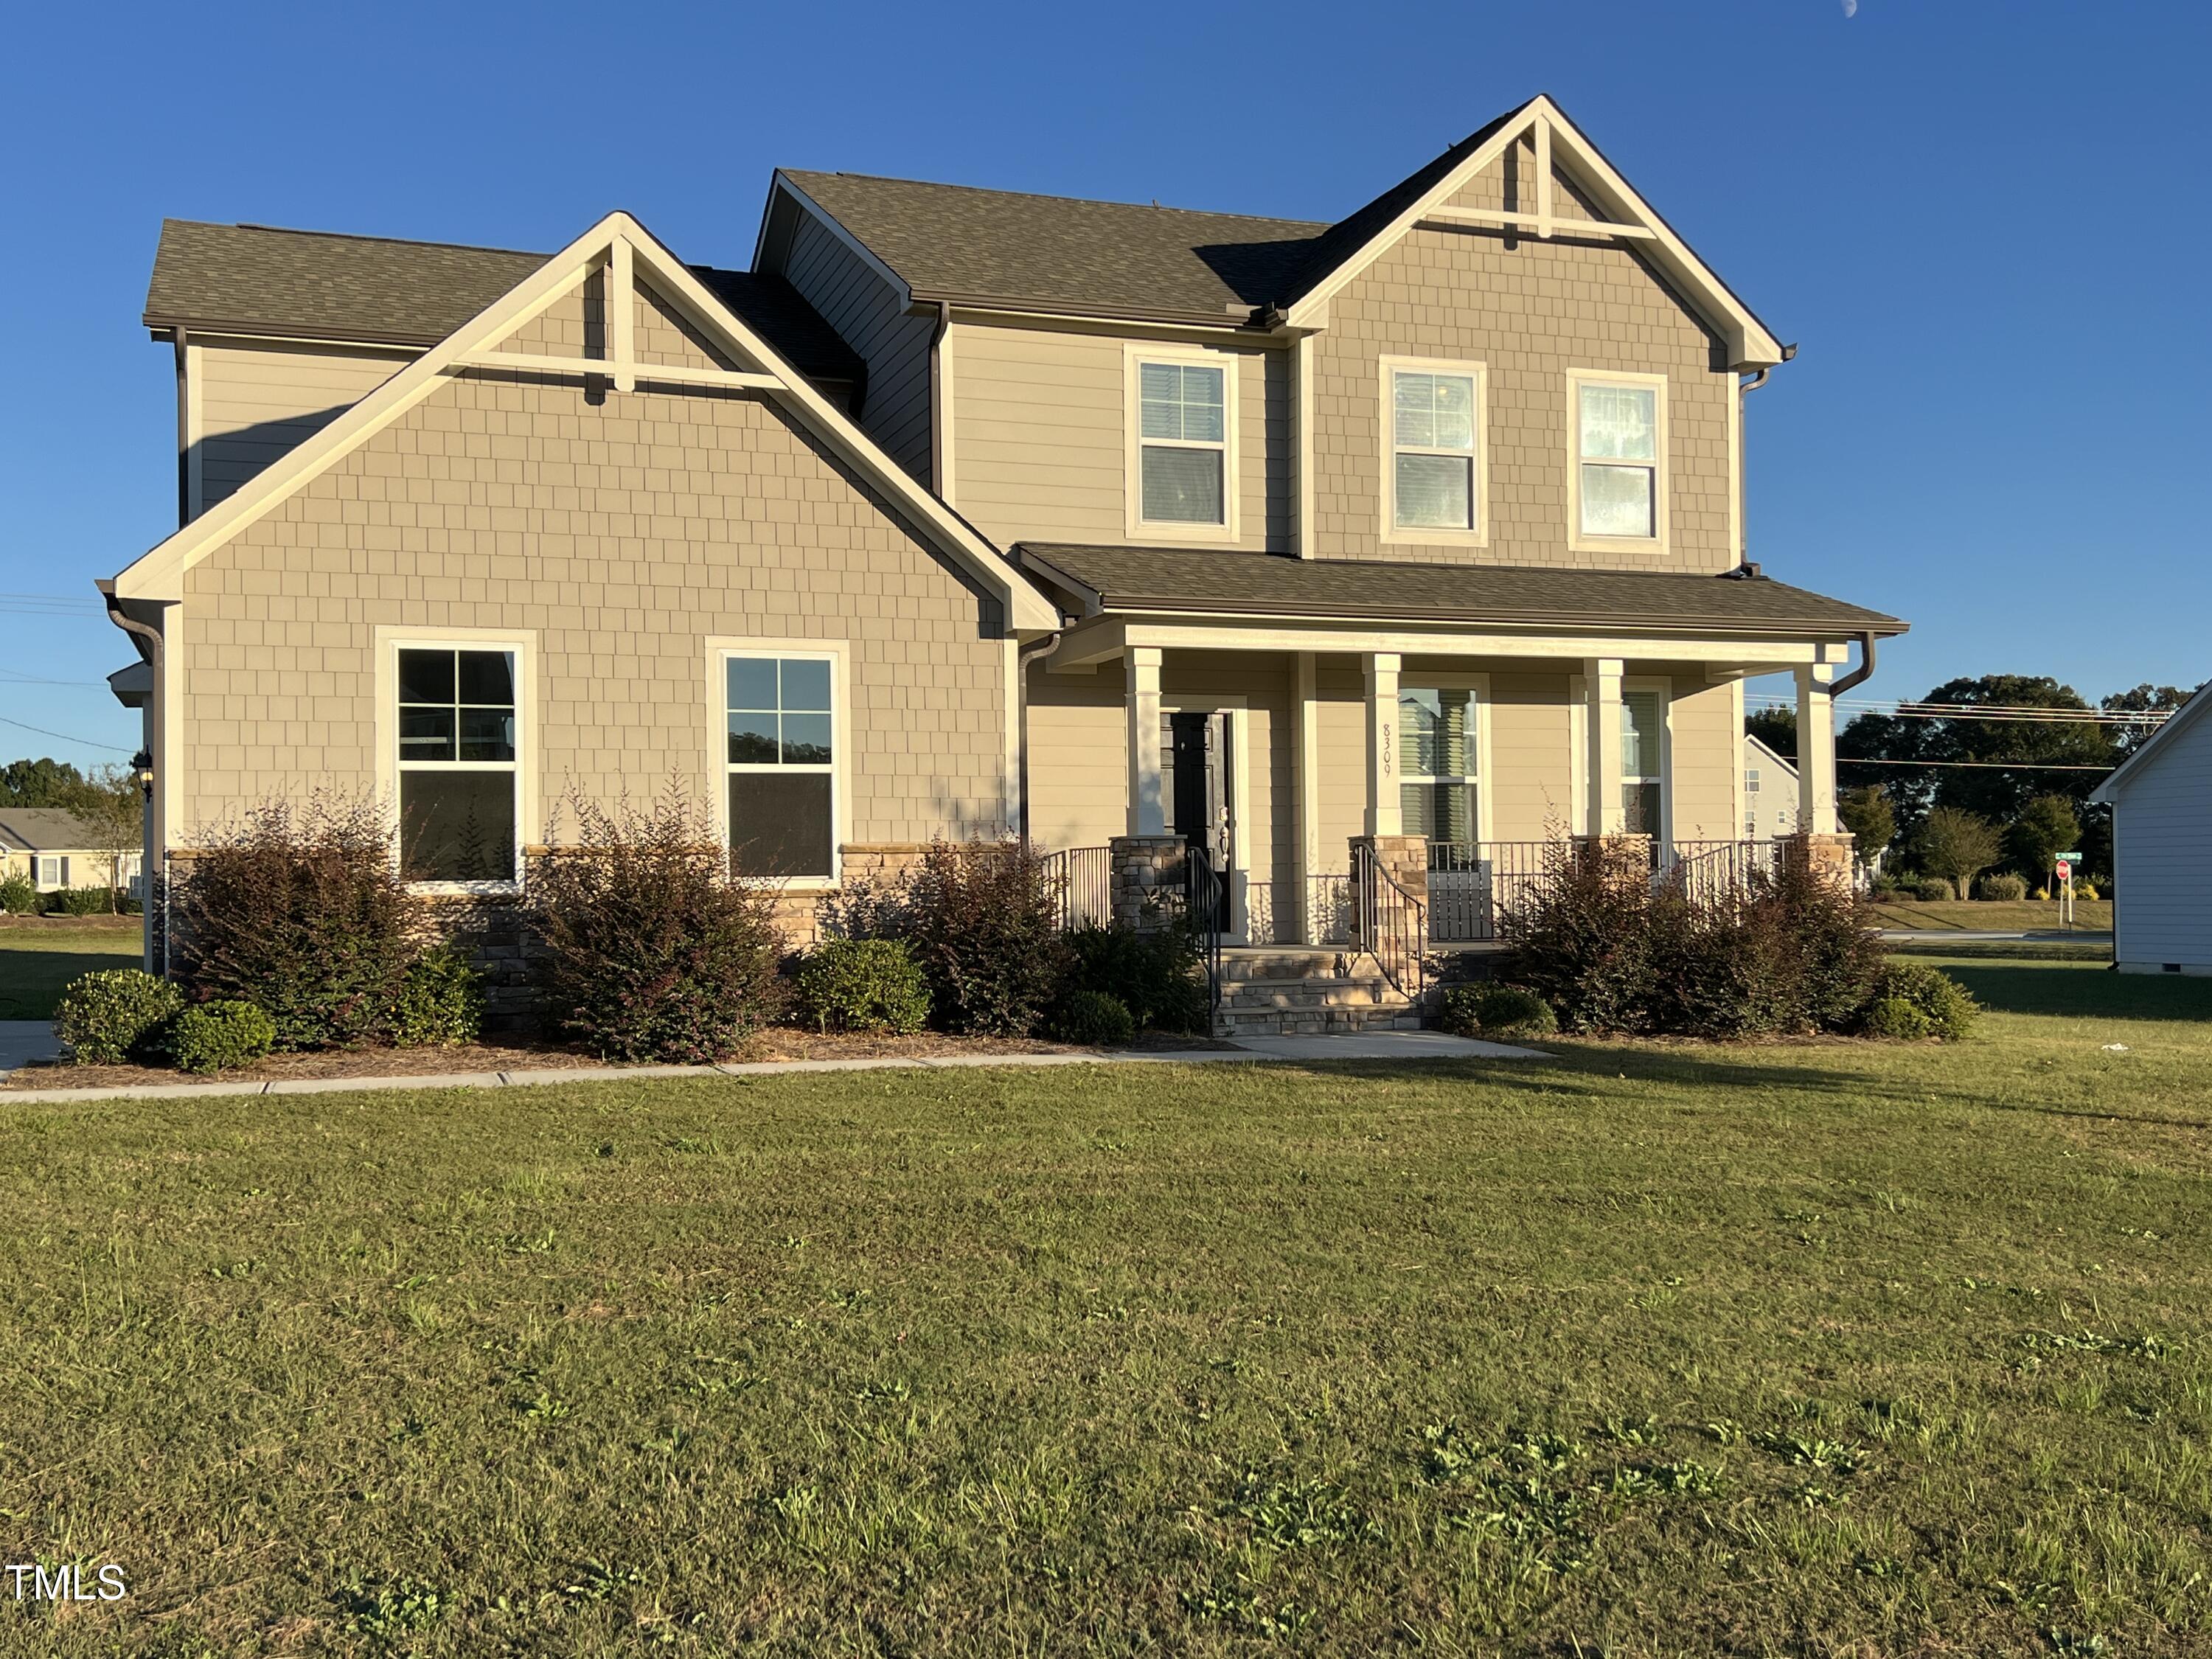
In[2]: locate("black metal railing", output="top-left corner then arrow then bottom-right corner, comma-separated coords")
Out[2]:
1353,843 -> 1427,998
1663,838 -> 1782,908
1184,841 -> 1225,1020
1428,837 -> 1790,942
1042,845 -> 1113,931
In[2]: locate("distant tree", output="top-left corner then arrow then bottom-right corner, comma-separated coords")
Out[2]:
2101,682 -> 2195,759
0,757 -> 88,807
65,766 -> 145,912
1744,706 -> 1797,762
1839,675 -> 2113,832
1837,785 -> 1896,863
1915,807 -> 2002,900
2006,795 -> 2081,884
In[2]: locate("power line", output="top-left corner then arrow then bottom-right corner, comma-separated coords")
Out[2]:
1837,757 -> 2112,772
0,714 -> 133,754
1749,697 -> 2171,726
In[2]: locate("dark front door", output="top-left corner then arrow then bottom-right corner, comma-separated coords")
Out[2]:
1162,711 -> 1232,932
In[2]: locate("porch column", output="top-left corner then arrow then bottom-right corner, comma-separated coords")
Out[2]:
1583,656 -> 1625,837
1124,645 -> 1165,836
1294,651 -> 1321,944
1794,661 -> 1838,835
1364,652 -> 1402,837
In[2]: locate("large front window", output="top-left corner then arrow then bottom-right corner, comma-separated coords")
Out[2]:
1622,689 -> 1663,836
1576,378 -> 1660,540
726,653 -> 835,879
1391,368 -> 1478,530
1137,360 -> 1226,525
1400,686 -> 1479,844
397,647 -> 518,883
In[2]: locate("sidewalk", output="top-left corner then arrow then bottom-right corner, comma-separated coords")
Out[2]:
1877,929 -> 2113,945
0,1022 -> 1548,1102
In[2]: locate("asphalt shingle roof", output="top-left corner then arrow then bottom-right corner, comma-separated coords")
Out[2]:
1016,544 -> 1905,639
0,809 -> 102,854
142,220 -> 865,385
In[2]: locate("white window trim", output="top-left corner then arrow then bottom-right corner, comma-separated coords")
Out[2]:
1397,670 -> 1492,844
1624,676 -> 1673,846
1566,367 -> 1669,556
1380,355 -> 1489,548
34,855 -> 65,889
1124,342 -> 1241,543
708,636 -> 850,891
374,626 -> 538,897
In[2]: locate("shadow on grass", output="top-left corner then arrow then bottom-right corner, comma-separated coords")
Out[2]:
0,950 -> 141,1022
1940,961 -> 2212,1023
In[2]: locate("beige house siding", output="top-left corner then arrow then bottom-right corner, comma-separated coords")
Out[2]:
781,212 -> 934,481
1664,678 -> 1742,842
197,340 -> 413,509
174,288 -> 1009,851
950,319 -> 1287,553
1479,669 -> 1576,842
1311,136 -> 1735,570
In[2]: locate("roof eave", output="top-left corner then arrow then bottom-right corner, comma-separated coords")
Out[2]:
915,290 -> 1268,331
1074,595 -> 1906,640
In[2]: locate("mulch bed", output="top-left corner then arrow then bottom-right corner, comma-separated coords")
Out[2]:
4,1024 -> 1234,1091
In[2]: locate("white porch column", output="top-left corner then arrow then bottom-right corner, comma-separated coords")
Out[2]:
1795,661 -> 1839,835
1583,656 -> 1625,837
1124,645 -> 1165,836
1294,652 -> 1320,942
1363,652 -> 1402,837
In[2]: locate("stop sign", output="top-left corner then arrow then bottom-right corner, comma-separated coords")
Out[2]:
2055,860 -> 2071,880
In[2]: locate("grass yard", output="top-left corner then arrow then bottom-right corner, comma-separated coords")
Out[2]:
1871,898 -> 2114,933
0,925 -> 142,1020
3,960 -> 2209,1655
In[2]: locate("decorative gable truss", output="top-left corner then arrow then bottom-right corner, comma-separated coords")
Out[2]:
1287,96 -> 1787,371
109,212 -> 1060,631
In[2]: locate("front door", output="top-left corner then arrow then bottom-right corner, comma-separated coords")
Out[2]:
1163,711 -> 1233,933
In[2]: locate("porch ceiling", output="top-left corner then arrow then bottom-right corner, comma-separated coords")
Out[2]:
1018,543 -> 1905,641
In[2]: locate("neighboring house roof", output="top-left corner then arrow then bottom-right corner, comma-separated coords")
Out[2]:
0,810 -> 100,854
773,170 -> 1326,324
1016,545 -> 1905,640
143,220 -> 866,388
1745,733 -> 1799,779
112,212 -> 1060,633
2089,683 -> 2211,804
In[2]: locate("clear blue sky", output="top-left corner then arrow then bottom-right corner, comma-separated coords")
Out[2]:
3,0 -> 2205,771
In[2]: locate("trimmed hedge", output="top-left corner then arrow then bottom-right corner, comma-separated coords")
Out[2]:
796,939 -> 930,1034
1059,924 -> 1209,1036
386,947 -> 485,1048
54,970 -> 183,1065
1439,984 -> 1557,1041
165,1000 -> 276,1074
1050,988 -> 1136,1046
1858,959 -> 1977,1041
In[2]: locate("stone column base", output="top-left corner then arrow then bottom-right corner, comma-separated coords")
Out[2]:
1110,835 -> 1187,931
1781,832 -> 1857,888
1350,833 -> 1429,945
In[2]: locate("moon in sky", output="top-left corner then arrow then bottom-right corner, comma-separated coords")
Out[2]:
1842,0 -> 1858,14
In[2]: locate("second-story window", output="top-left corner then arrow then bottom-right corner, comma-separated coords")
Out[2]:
1137,360 -> 1227,526
1391,367 -> 1479,530
1572,373 -> 1665,544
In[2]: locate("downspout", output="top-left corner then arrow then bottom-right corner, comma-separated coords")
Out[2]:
1012,627 -> 1064,841
1830,630 -> 1879,698
100,586 -> 166,976
927,300 -> 953,500
173,327 -> 191,526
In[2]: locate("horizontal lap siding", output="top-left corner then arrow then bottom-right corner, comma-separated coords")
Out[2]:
198,342 -> 414,507
1481,670 -> 1573,841
1665,679 -> 1740,842
179,298 -> 1008,849
782,215 -> 933,481
1026,664 -> 1126,852
2112,712 -> 2212,967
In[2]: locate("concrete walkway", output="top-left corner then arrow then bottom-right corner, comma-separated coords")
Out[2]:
0,1024 -> 1549,1104
1877,929 -> 2113,945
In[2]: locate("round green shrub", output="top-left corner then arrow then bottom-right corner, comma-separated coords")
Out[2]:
54,969 -> 184,1065
797,938 -> 931,1034
1860,960 -> 1977,1041
50,886 -> 119,916
1912,877 -> 1957,902
1060,923 -> 1209,1035
1975,872 -> 2028,901
0,872 -> 38,914
1050,987 -> 1136,1046
1439,983 -> 1559,1040
1859,996 -> 1933,1040
386,945 -> 485,1047
165,1000 -> 276,1075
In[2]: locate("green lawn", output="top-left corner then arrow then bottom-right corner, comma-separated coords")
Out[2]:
1872,897 -> 2114,933
0,925 -> 142,1019
2,961 -> 2208,1655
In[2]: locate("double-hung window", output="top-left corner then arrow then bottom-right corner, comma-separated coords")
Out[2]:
1132,352 -> 1231,532
1621,689 -> 1664,837
1399,685 -> 1481,845
33,855 -> 64,888
725,652 -> 836,880
1571,372 -> 1665,545
1387,361 -> 1484,535
396,647 -> 520,884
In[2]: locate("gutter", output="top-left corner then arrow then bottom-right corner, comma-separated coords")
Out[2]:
1829,629 -> 1880,698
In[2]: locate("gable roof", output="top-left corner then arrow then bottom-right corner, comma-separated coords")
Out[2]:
0,809 -> 100,854
771,171 -> 1324,324
772,95 -> 1784,364
1745,732 -> 1800,779
1017,544 -> 1904,640
114,212 -> 1057,632
144,220 -> 864,388
2090,684 -> 2212,804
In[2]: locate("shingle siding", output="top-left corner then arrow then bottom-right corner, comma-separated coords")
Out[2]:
2110,710 -> 2212,969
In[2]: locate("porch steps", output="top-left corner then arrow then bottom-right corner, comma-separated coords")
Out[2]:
1214,948 -> 1423,1038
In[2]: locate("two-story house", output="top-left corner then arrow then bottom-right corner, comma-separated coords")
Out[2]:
103,95 -> 1903,1025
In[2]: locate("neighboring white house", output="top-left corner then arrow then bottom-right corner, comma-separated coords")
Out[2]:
1742,734 -> 1801,841
2089,683 -> 2212,974
0,810 -> 143,896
